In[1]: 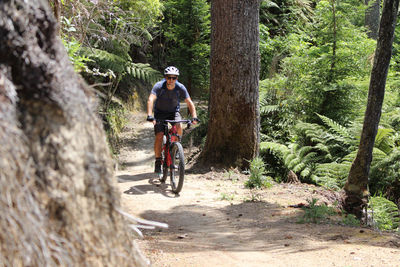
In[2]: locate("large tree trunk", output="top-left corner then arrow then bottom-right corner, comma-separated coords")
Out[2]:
343,0 -> 399,219
201,0 -> 260,168
365,0 -> 381,40
0,1 -> 147,266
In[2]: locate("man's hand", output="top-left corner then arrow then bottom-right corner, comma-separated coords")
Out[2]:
146,115 -> 154,122
192,117 -> 200,125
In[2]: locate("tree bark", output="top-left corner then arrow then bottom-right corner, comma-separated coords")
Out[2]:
200,0 -> 261,169
365,0 -> 381,40
0,1 -> 146,266
344,0 -> 399,219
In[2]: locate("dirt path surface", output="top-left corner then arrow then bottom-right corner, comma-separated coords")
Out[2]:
117,112 -> 400,267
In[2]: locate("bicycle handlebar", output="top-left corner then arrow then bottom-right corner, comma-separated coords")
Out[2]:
156,119 -> 193,124
155,118 -> 199,129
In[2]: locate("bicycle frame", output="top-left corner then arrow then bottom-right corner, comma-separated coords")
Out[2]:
158,119 -> 191,168
156,118 -> 194,193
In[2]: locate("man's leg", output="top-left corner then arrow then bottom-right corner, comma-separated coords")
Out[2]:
154,132 -> 163,158
153,122 -> 164,173
176,123 -> 183,138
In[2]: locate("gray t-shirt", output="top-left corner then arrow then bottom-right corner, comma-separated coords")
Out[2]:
151,79 -> 190,114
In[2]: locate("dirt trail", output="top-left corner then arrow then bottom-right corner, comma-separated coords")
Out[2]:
116,112 -> 400,267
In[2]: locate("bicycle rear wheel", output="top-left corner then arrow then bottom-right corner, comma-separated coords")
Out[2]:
170,142 -> 185,194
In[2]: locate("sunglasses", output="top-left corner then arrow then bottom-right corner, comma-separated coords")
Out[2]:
166,76 -> 177,80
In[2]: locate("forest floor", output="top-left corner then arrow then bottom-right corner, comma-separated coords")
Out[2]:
116,112 -> 400,267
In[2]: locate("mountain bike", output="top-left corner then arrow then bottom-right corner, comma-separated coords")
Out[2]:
157,119 -> 193,194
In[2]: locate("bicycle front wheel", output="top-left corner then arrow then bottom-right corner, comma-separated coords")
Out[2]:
170,142 -> 185,194
160,136 -> 168,183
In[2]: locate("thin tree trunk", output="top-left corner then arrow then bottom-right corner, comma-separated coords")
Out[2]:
343,0 -> 400,219
200,0 -> 260,169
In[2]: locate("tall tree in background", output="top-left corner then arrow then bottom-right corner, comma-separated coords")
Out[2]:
201,0 -> 260,168
343,0 -> 400,218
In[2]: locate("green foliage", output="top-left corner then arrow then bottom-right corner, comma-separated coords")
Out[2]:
61,17 -> 91,72
317,114 -> 352,143
298,198 -> 336,224
158,0 -> 210,94
245,157 -> 273,189
61,0 -> 163,47
62,37 -> 91,72
127,63 -> 163,85
260,0 -> 314,37
261,113 -> 400,191
271,0 -> 375,124
341,213 -> 360,227
81,47 -> 162,88
369,196 -> 400,231
369,148 -> 400,197
259,77 -> 295,142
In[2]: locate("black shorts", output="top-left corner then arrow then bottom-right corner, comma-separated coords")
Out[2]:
154,112 -> 182,134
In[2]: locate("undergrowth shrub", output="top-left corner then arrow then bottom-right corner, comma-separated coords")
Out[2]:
297,198 -> 336,224
245,157 -> 273,189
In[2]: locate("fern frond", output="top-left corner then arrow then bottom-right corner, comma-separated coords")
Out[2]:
312,162 -> 351,189
82,47 -> 126,73
298,146 -> 314,158
127,63 -> 162,85
317,113 -> 352,142
374,128 -> 395,154
300,167 -> 311,178
260,142 -> 289,159
371,148 -> 400,171
261,104 -> 279,115
369,196 -> 400,231
342,148 -> 387,165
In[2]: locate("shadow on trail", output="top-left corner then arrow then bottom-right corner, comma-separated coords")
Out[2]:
139,201 -> 400,254
121,155 -> 154,169
118,172 -> 153,183
119,172 -> 180,198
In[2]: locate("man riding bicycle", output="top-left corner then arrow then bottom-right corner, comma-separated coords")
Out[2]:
146,66 -> 198,173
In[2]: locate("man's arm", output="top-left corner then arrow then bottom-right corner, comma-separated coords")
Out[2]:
147,93 -> 157,116
147,93 -> 157,124
185,97 -> 198,123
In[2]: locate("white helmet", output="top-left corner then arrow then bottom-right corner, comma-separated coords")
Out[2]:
164,66 -> 180,76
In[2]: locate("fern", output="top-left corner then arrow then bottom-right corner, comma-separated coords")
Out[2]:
82,47 -> 126,73
317,113 -> 353,144
260,103 -> 279,115
261,141 -> 329,182
80,47 -> 161,84
127,63 -> 162,85
311,162 -> 351,189
260,142 -> 289,158
369,148 -> 400,195
374,128 -> 395,154
369,196 -> 400,231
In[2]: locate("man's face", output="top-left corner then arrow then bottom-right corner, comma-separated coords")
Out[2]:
166,75 -> 178,87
